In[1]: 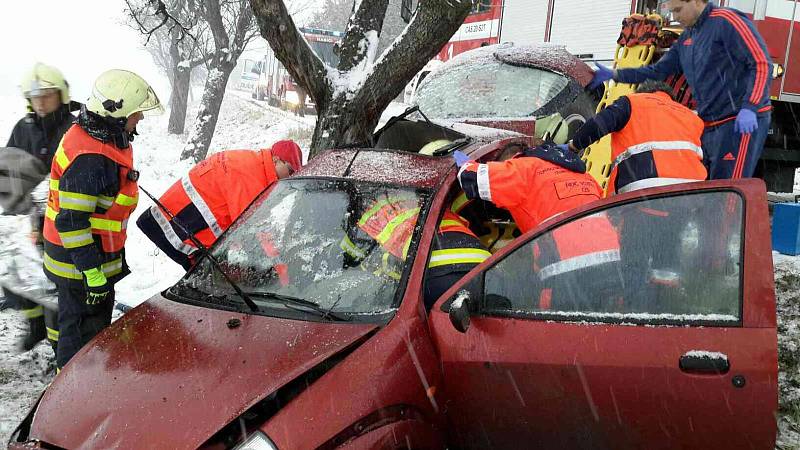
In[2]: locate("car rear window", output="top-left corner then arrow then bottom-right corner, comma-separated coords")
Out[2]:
415,60 -> 570,119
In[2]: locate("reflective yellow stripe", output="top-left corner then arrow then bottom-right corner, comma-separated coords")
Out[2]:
54,145 -> 69,170
60,191 -> 98,212
58,228 -> 94,248
47,327 -> 60,341
97,195 -> 115,209
450,193 -> 470,214
340,235 -> 366,260
375,208 -> 419,245
358,196 -> 417,227
47,206 -> 124,232
115,192 -> 138,206
44,253 -> 123,280
49,179 -> 59,190
439,219 -> 465,229
23,306 -> 44,319
374,252 -> 401,280
427,248 -> 491,269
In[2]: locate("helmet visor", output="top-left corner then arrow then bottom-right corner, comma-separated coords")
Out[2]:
131,86 -> 164,116
23,80 -> 60,98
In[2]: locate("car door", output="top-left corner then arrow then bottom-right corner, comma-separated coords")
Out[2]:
428,179 -> 777,450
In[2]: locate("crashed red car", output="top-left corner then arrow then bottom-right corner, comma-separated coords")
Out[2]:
9,45 -> 777,450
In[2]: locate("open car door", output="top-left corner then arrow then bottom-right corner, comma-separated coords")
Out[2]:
428,179 -> 777,450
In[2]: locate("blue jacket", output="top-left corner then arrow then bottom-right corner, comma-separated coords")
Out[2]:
616,3 -> 772,122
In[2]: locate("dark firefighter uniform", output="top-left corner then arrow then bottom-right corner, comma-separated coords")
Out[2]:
570,91 -> 707,194
43,118 -> 139,369
457,145 -> 621,310
136,141 -> 302,270
4,99 -> 76,352
615,3 -> 772,179
340,194 -> 491,310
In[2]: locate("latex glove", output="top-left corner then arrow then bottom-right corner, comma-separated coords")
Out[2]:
734,108 -> 758,134
453,150 -> 470,168
588,63 -> 614,90
83,268 -> 110,309
555,144 -> 571,154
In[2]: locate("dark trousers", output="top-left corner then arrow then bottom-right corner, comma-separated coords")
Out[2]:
701,112 -> 771,179
5,287 -> 59,351
56,283 -> 114,369
136,209 -> 193,270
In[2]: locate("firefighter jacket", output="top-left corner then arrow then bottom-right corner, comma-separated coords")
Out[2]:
616,3 -> 772,122
43,124 -> 139,285
147,149 -> 280,260
340,195 -> 491,281
574,92 -> 707,194
6,104 -> 75,167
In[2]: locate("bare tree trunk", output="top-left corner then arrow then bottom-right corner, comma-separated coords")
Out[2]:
180,57 -> 236,161
168,66 -> 191,134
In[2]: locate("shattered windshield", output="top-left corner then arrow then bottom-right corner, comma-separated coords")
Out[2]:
415,60 -> 570,119
172,178 -> 429,321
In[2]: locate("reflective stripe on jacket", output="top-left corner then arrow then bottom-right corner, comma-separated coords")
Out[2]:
609,92 -> 707,193
153,149 -> 279,257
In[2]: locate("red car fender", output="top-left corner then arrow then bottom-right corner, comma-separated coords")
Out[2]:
336,419 -> 446,450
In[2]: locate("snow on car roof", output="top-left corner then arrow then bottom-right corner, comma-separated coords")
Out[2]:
298,148 -> 455,189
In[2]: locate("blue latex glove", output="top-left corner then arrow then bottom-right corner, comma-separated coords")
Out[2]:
555,144 -> 571,154
588,63 -> 614,91
734,108 -> 758,134
453,150 -> 470,168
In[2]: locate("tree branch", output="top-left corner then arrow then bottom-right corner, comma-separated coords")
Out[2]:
336,0 -> 389,72
249,0 -> 330,105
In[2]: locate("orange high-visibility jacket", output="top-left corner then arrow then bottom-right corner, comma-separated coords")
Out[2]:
609,92 -> 707,193
151,149 -> 279,255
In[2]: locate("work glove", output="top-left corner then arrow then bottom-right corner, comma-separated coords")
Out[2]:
555,143 -> 571,154
453,150 -> 470,168
83,268 -> 110,310
588,63 -> 614,91
734,108 -> 758,134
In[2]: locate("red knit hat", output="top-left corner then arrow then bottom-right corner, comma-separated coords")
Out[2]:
270,140 -> 303,173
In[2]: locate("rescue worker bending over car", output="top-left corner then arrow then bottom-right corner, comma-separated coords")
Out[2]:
2,63 -> 77,353
455,143 -> 622,311
43,69 -> 161,370
561,80 -> 706,194
136,141 -> 302,270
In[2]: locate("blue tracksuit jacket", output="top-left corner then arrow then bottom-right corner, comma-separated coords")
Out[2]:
616,3 -> 772,123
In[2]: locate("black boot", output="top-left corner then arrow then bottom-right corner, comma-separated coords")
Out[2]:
19,316 -> 47,351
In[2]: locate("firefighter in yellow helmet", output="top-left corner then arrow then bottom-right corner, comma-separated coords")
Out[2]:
42,69 -> 162,369
2,63 -> 78,354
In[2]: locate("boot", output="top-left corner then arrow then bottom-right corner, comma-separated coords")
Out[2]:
18,315 -> 47,351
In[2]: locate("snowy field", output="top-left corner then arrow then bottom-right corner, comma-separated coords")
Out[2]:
0,90 -> 799,447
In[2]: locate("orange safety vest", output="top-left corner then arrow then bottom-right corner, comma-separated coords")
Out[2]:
609,92 -> 707,193
43,125 -> 139,254
152,149 -> 278,255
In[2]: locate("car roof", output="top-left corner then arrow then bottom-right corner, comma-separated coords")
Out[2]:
424,43 -> 594,88
297,148 -> 457,189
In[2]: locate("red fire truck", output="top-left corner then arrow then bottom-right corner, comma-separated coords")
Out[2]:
252,27 -> 343,115
418,0 -> 800,191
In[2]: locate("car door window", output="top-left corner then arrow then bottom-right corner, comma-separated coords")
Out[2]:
482,191 -> 743,326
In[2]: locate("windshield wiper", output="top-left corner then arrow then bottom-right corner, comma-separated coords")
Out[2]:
243,291 -> 350,322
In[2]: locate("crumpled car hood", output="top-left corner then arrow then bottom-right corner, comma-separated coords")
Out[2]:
29,295 -> 377,449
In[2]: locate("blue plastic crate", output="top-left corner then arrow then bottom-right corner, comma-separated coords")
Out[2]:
773,203 -> 800,256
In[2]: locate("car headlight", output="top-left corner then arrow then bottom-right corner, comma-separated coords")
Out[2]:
233,431 -> 278,450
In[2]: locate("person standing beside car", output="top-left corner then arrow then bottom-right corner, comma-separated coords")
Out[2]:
43,69 -> 162,370
561,80 -> 707,194
589,0 -> 772,180
2,63 -> 77,353
136,141 -> 303,271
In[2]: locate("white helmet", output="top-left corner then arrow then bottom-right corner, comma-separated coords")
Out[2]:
86,69 -> 163,118
20,63 -> 70,104
419,139 -> 453,156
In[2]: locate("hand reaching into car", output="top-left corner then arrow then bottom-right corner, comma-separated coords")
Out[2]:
588,63 -> 615,91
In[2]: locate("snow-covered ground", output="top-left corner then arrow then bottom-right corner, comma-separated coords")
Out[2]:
0,91 -> 799,447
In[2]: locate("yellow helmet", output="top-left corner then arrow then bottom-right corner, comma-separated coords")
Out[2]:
419,139 -> 453,156
86,69 -> 163,118
20,63 -> 70,104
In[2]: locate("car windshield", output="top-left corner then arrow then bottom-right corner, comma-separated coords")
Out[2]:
172,178 -> 429,321
415,59 -> 570,119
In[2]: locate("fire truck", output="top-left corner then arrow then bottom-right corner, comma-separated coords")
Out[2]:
417,0 -> 800,191
252,27 -> 343,115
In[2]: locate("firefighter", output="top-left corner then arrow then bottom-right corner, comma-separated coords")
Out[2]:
43,69 -> 162,369
590,0 -> 772,179
561,80 -> 706,194
455,144 -> 622,311
340,194 -> 491,310
3,63 -> 77,353
136,141 -> 303,270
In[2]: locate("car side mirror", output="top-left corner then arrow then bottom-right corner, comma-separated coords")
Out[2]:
449,290 -> 473,333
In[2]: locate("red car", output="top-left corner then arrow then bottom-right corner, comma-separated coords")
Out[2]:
9,46 -> 777,450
